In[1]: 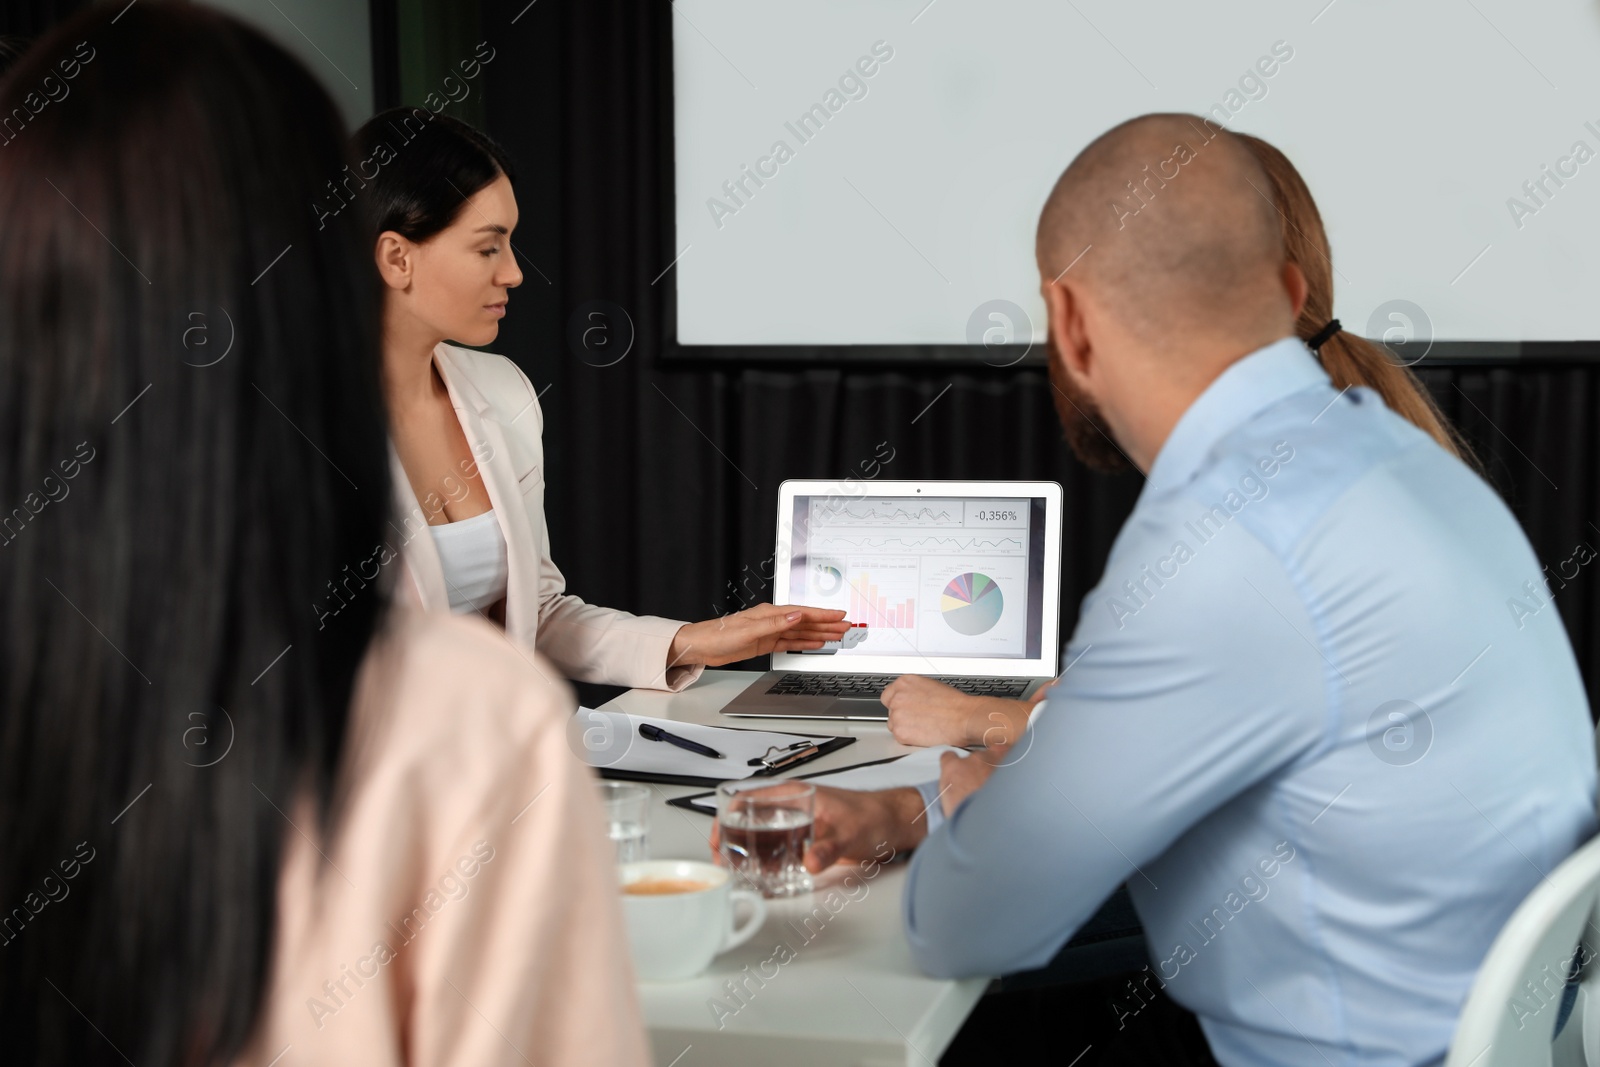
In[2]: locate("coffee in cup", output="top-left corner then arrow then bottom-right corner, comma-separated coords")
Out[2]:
622,876 -> 711,896
617,859 -> 765,981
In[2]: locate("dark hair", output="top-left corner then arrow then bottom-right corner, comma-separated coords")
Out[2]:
0,35 -> 27,79
0,3 -> 390,1064
350,107 -> 516,245
1237,133 -> 1476,467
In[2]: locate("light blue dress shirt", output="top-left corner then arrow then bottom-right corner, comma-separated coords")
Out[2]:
904,337 -> 1598,1066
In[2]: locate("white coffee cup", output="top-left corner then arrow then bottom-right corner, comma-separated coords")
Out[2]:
618,859 -> 766,981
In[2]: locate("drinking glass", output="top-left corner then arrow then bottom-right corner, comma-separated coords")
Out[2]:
598,781 -> 650,863
716,779 -> 815,898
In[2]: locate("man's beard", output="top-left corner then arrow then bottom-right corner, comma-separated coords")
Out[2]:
1047,346 -> 1130,474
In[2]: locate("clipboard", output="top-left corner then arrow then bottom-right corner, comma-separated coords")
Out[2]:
592,723 -> 858,788
665,753 -> 909,815
665,744 -> 968,816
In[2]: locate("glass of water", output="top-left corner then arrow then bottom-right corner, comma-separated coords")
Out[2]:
717,779 -> 815,898
598,781 -> 650,863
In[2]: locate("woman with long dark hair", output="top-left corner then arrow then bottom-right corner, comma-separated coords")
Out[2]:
350,110 -> 850,692
0,5 -> 646,1064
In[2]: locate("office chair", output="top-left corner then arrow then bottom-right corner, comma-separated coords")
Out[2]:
1445,833 -> 1600,1066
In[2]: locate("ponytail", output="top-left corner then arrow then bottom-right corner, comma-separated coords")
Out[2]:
1234,131 -> 1477,471
1307,325 -> 1478,470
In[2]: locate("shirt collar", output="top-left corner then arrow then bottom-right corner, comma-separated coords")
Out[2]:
431,342 -> 493,417
1143,336 -> 1329,494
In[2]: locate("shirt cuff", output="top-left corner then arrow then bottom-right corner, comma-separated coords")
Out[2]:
661,660 -> 705,692
621,617 -> 703,692
914,778 -> 946,833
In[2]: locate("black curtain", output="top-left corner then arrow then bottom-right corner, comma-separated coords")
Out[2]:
0,0 -> 87,39
472,0 -> 1600,713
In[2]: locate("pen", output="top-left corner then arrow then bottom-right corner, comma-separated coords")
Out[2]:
749,740 -> 818,768
638,722 -> 725,759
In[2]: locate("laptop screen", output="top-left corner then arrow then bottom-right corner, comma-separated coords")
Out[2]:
785,494 -> 1048,661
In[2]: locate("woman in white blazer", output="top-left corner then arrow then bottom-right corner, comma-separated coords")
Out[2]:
349,111 -> 848,692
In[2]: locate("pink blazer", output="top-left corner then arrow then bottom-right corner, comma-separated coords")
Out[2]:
390,343 -> 701,692
240,608 -> 650,1066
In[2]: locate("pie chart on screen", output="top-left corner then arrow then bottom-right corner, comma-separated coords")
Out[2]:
941,572 -> 1003,635
813,563 -> 844,596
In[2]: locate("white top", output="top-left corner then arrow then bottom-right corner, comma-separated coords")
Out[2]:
428,509 -> 508,613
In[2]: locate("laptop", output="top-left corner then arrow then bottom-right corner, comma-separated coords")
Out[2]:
721,479 -> 1063,720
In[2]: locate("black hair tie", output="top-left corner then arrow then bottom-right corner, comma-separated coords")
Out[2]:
1306,319 -> 1342,352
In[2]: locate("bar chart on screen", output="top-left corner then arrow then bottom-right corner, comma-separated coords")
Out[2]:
847,565 -> 917,630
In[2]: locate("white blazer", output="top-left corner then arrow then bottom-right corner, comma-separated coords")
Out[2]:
389,343 -> 701,692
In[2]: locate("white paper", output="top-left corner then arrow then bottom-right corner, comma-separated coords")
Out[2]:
575,707 -> 841,781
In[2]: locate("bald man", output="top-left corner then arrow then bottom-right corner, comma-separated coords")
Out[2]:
790,114 -> 1597,1065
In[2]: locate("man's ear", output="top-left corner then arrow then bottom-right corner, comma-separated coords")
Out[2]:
374,231 -> 414,291
1042,278 -> 1092,379
1282,260 -> 1309,321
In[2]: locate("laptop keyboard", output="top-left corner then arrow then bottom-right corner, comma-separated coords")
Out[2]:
768,674 -> 1031,699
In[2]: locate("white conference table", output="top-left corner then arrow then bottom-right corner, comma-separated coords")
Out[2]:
597,669 -> 991,1067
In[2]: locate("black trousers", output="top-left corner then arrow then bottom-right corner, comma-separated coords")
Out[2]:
940,970 -> 1220,1067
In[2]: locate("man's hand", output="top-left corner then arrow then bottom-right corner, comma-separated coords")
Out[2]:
805,784 -> 932,871
669,604 -> 850,667
708,784 -> 928,872
938,741 -> 1010,817
883,674 -> 1038,748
